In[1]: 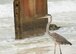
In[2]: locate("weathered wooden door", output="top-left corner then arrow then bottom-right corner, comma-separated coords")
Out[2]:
14,0 -> 48,39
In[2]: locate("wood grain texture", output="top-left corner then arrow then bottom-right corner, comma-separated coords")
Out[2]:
14,0 -> 47,39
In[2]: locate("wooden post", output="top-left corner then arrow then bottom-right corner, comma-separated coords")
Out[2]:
14,0 -> 48,39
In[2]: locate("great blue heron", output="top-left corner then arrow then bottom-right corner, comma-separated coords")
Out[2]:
39,14 -> 72,54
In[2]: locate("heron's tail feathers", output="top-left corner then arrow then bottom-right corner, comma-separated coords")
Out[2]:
62,41 -> 72,45
68,42 -> 72,45
66,41 -> 72,45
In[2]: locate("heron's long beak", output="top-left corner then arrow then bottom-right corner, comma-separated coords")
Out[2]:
37,16 -> 47,19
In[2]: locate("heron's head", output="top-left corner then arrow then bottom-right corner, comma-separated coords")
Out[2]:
40,14 -> 52,23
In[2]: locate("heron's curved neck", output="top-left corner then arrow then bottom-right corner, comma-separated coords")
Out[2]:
46,17 -> 52,33
46,22 -> 50,33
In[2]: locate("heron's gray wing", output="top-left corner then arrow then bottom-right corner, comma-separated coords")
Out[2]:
48,32 -> 72,45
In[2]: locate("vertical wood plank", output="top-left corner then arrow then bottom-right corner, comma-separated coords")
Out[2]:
14,0 -> 22,39
29,0 -> 36,17
36,0 -> 47,16
14,0 -> 48,39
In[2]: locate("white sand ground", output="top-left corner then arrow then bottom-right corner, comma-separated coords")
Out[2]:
0,1 -> 76,54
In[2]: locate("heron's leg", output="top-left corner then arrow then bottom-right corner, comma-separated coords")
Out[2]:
59,44 -> 62,54
54,43 -> 57,54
